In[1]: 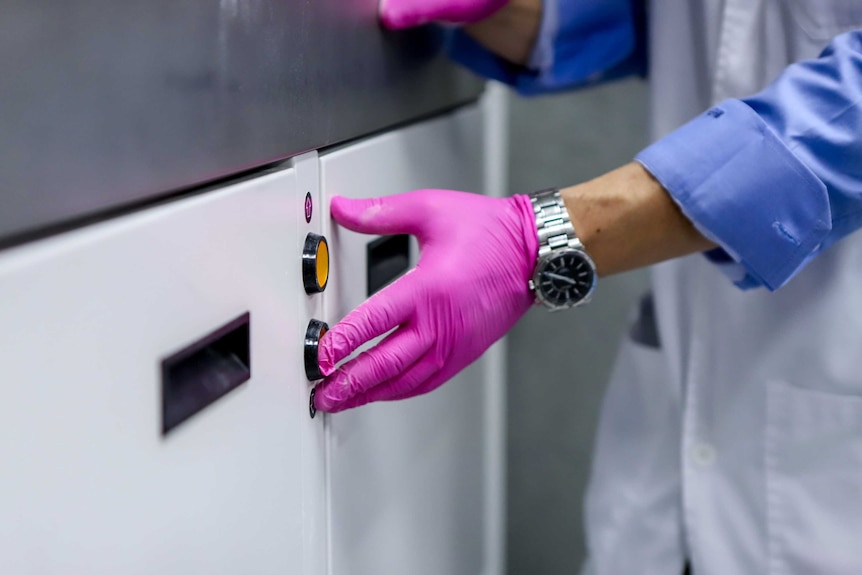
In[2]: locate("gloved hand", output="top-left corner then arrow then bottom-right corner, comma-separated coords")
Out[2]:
379,0 -> 509,29
313,189 -> 538,413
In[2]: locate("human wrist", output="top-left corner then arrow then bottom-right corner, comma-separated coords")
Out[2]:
511,193 -> 541,280
560,163 -> 715,277
463,0 -> 542,65
524,188 -> 599,309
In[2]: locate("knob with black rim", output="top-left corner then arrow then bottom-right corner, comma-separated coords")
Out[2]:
302,233 -> 330,294
304,319 -> 329,382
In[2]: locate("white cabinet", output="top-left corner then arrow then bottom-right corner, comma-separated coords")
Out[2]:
0,165 -> 315,575
320,105 -> 493,575
0,103 -> 500,575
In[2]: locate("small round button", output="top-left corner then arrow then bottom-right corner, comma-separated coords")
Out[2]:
309,387 -> 318,419
690,442 -> 716,468
302,233 -> 330,294
304,319 -> 329,381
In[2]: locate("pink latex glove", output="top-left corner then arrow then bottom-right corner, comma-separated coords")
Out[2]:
313,190 -> 538,413
379,0 -> 509,29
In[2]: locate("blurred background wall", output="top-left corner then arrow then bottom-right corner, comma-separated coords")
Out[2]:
504,78 -> 651,574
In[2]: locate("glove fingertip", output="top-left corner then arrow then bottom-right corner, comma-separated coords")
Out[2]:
380,13 -> 423,30
313,376 -> 348,412
317,337 -> 337,376
312,385 -> 334,412
318,327 -> 353,374
317,387 -> 371,413
378,0 -> 423,29
330,196 -> 378,229
328,195 -> 351,220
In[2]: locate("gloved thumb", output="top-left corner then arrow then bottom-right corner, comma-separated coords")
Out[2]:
330,194 -> 424,236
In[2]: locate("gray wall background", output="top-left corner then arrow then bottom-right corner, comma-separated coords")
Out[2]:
504,78 -> 651,574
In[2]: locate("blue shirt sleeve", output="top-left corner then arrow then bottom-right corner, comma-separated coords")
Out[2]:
636,31 -> 862,291
446,0 -> 646,95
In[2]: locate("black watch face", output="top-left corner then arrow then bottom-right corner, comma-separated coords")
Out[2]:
537,251 -> 596,307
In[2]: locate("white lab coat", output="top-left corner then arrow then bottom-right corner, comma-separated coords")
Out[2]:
582,2 -> 862,574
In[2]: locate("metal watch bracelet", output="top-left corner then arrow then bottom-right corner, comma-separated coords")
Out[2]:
530,189 -> 584,256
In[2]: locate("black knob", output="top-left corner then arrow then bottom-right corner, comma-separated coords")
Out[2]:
304,319 -> 329,381
302,233 -> 329,294
309,387 -> 318,419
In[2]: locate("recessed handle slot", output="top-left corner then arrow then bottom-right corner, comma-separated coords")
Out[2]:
161,313 -> 251,435
367,234 -> 410,296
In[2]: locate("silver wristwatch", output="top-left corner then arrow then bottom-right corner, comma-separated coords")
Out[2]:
528,189 -> 597,311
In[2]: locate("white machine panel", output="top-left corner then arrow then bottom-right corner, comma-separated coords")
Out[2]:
320,105 -> 491,575
0,166 -> 316,574
0,103 -> 501,575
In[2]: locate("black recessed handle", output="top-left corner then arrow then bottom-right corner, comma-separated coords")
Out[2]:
161,313 -> 251,435
367,234 -> 410,296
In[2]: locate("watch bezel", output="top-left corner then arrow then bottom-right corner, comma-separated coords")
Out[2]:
531,248 -> 597,311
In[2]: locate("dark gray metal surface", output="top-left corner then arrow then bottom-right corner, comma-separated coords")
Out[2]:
0,1 -> 482,245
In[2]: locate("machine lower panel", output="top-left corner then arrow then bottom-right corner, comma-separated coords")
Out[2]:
0,105 -> 497,575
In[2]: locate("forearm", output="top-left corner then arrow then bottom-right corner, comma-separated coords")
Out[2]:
463,0 -> 542,66
562,163 -> 716,277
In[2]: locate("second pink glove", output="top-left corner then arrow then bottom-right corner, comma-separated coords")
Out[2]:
379,0 -> 509,29
313,189 -> 538,413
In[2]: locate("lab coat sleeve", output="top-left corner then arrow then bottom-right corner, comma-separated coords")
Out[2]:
445,0 -> 646,95
636,31 -> 862,291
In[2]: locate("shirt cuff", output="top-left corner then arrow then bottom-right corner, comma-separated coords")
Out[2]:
636,99 -> 830,291
527,0 -> 557,71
